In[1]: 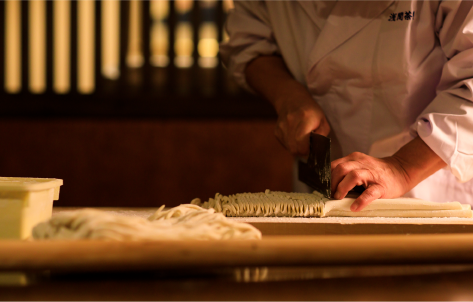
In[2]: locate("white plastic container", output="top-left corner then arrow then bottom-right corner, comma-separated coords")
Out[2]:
0,177 -> 63,239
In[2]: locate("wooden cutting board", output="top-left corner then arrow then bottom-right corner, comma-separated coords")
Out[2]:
54,207 -> 473,236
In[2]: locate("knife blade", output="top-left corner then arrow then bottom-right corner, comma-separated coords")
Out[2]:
298,132 -> 331,198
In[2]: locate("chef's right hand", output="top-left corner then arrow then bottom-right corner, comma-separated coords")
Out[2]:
244,55 -> 330,156
274,96 -> 330,157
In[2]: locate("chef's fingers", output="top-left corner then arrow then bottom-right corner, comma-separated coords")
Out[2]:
332,169 -> 371,200
293,120 -> 312,156
312,117 -> 331,137
331,161 -> 362,196
294,116 -> 330,156
295,135 -> 310,156
351,184 -> 384,211
331,157 -> 350,171
331,152 -> 365,171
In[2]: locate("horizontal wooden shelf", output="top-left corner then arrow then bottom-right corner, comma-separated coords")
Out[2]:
3,234 -> 473,271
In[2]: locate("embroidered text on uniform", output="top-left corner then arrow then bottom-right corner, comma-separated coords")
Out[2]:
388,11 -> 415,22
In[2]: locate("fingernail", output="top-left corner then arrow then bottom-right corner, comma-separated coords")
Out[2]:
351,203 -> 358,211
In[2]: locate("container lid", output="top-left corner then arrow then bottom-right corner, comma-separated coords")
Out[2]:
0,177 -> 63,192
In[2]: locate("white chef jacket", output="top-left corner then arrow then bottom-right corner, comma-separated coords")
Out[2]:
220,1 -> 473,204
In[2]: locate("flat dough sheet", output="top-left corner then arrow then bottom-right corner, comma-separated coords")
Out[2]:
324,198 -> 472,218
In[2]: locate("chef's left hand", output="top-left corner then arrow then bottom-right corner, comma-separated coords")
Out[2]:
330,137 -> 447,212
331,153 -> 410,211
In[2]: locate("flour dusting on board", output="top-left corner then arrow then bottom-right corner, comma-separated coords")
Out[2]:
229,216 -> 473,224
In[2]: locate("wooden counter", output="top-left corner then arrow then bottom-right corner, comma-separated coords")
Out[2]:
2,207 -> 473,300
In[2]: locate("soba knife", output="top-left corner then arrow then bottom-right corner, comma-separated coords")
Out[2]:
298,132 -> 331,198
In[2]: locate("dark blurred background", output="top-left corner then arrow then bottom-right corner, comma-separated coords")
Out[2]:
0,0 -> 293,207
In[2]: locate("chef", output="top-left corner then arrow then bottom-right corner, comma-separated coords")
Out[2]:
220,1 -> 473,211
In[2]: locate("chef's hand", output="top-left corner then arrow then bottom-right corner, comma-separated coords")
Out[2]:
274,96 -> 330,156
244,55 -> 330,156
331,137 -> 447,212
331,153 -> 410,212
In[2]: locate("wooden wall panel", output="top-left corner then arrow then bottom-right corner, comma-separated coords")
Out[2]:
0,119 -> 293,207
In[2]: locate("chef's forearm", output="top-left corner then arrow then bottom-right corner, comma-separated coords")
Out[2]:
245,55 -> 313,113
391,137 -> 447,190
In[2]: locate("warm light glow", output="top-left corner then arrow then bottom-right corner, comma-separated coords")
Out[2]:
150,22 -> 169,67
29,0 -> 46,93
78,0 -> 95,94
222,0 -> 234,13
102,0 -> 120,79
5,0 -> 21,94
150,0 -> 169,67
54,0 -> 70,94
174,22 -> 194,68
175,0 -> 193,14
198,22 -> 218,68
151,0 -> 169,20
198,39 -> 219,57
127,0 -> 143,68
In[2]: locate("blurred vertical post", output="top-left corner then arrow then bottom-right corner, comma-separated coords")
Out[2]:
29,0 -> 46,93
197,0 -> 217,97
102,0 -> 120,80
127,0 -> 143,68
150,0 -> 169,67
198,0 -> 218,69
5,0 -> 21,93
150,0 -> 169,95
174,0 -> 193,68
77,0 -> 95,94
54,0 -> 70,94
221,0 -> 238,95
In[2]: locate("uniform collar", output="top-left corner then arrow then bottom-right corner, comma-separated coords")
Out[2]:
297,0 -> 335,30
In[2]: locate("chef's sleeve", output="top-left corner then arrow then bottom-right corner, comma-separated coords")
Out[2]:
219,1 -> 280,92
410,1 -> 473,182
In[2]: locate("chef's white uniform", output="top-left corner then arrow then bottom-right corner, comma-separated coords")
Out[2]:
220,1 -> 473,204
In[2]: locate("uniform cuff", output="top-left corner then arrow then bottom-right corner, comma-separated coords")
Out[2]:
412,114 -> 473,183
220,40 -> 279,94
